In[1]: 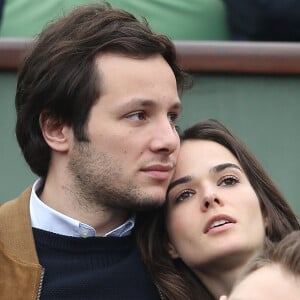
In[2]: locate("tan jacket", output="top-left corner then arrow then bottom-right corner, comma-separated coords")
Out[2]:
0,187 -> 43,300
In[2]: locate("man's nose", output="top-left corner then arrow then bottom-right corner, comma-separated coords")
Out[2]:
149,118 -> 180,154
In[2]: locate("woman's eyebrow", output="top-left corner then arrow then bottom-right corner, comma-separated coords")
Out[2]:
211,163 -> 242,174
167,163 -> 242,195
167,175 -> 192,195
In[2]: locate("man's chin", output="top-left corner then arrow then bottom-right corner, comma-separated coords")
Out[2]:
128,188 -> 166,211
133,198 -> 165,211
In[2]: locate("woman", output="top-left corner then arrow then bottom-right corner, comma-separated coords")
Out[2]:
136,119 -> 300,300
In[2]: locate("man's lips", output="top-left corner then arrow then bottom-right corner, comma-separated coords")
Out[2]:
141,164 -> 174,180
204,214 -> 236,234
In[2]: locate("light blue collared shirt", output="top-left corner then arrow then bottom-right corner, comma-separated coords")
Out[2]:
30,179 -> 135,238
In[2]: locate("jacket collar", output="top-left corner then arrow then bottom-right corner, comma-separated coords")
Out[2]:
0,186 -> 39,264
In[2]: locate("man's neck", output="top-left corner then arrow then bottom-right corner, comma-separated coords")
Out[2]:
39,177 -> 130,236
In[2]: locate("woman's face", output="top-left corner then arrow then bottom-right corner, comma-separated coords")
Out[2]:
166,140 -> 265,274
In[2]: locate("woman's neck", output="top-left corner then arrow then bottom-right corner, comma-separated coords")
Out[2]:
198,266 -> 242,298
194,252 -> 255,299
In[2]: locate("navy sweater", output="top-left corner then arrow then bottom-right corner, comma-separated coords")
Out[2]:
33,228 -> 161,300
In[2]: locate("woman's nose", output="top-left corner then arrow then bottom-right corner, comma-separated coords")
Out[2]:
201,192 -> 224,212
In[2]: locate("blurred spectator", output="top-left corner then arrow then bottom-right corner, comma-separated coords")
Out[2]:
0,0 -> 4,27
109,0 -> 229,40
224,0 -> 300,41
0,0 -> 229,40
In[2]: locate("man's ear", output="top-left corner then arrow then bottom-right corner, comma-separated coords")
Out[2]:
167,241 -> 179,259
39,112 -> 72,152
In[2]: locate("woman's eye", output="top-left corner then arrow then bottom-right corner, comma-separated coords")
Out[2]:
174,190 -> 194,203
219,176 -> 239,186
127,111 -> 146,121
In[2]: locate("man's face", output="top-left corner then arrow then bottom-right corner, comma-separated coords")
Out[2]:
68,53 -> 181,211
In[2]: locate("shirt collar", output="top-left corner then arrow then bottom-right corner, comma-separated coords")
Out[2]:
30,178 -> 135,237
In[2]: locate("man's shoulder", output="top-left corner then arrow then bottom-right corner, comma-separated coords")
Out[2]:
0,186 -> 32,216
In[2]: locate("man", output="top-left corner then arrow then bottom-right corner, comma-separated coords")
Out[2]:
0,3 -> 189,299
220,231 -> 300,300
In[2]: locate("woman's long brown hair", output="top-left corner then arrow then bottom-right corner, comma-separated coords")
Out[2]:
136,119 -> 299,300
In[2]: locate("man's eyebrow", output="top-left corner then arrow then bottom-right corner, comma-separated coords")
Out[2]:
167,175 -> 192,195
211,163 -> 242,174
117,98 -> 182,110
117,98 -> 156,109
171,101 -> 182,111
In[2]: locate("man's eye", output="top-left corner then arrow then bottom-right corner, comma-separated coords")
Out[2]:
174,189 -> 194,203
219,176 -> 239,186
168,112 -> 178,124
127,111 -> 146,121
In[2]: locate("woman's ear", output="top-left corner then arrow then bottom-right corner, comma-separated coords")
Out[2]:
39,111 -> 72,152
167,241 -> 179,259
264,215 -> 269,236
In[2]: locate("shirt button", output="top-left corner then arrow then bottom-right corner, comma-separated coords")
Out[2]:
80,230 -> 89,238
